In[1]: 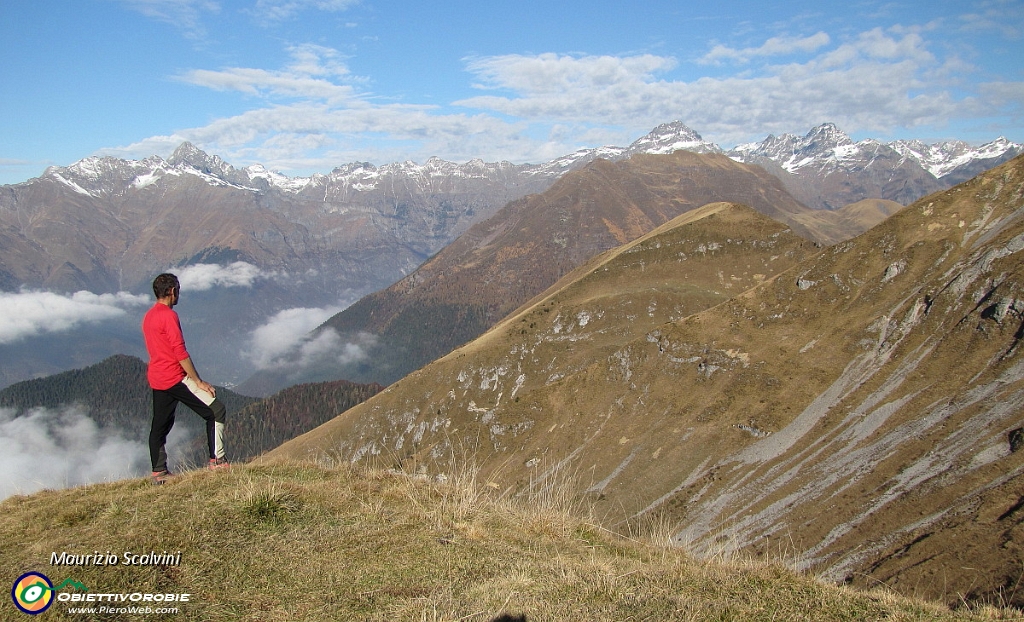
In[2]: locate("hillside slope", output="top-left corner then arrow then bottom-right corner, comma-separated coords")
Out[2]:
0,461 -> 998,620
269,155 -> 1024,607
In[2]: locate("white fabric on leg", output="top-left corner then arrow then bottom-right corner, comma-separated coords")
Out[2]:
182,376 -> 215,405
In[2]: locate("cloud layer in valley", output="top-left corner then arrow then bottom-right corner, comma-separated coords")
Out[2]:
0,406 -> 151,500
244,305 -> 375,372
0,263 -> 269,346
0,290 -> 149,345
176,261 -> 276,291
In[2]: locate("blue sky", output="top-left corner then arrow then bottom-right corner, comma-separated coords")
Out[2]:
1,0 -> 1022,184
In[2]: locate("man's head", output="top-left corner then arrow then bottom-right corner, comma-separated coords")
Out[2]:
152,273 -> 180,304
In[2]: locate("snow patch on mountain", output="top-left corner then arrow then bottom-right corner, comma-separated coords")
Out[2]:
245,164 -> 317,192
48,171 -> 94,197
132,167 -> 180,190
729,123 -> 861,174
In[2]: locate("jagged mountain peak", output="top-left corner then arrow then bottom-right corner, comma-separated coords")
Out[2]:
626,120 -> 722,155
889,136 -> 1024,179
167,141 -> 234,177
726,124 -> 920,209
329,161 -> 377,176
734,124 -> 1022,184
749,123 -> 854,160
647,120 -> 703,140
37,153 -> 169,198
805,121 -> 852,143
167,141 -> 203,163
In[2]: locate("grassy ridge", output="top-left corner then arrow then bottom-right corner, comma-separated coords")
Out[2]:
1,461 -> 1012,621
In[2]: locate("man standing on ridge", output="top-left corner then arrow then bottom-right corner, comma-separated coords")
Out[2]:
143,273 -> 228,484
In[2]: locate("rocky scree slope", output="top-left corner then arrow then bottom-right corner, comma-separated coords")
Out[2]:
270,155 -> 1024,608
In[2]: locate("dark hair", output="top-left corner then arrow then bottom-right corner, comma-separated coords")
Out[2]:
153,273 -> 180,299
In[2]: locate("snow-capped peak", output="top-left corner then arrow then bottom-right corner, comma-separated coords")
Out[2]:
730,123 -> 874,174
168,142 -> 235,178
889,137 -> 1023,178
731,124 -> 1023,180
626,121 -> 722,156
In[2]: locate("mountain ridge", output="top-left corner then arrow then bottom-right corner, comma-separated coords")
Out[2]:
24,121 -> 1017,199
236,150 -> 826,395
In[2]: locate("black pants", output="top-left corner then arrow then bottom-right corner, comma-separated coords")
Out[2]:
149,380 -> 226,472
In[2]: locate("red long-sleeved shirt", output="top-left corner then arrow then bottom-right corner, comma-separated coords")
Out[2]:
142,302 -> 190,390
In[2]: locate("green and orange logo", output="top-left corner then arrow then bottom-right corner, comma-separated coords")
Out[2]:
11,573 -> 87,615
11,572 -> 54,615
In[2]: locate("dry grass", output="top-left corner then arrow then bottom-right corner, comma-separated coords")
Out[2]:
1,461 -> 1019,621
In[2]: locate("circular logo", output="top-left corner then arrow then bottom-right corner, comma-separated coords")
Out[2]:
11,572 -> 54,615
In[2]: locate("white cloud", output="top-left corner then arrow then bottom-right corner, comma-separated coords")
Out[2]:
288,328 -> 376,370
180,44 -> 358,103
108,99 -> 535,173
0,290 -> 150,345
244,305 -> 375,371
114,0 -> 220,39
137,44 -> 541,165
958,4 -> 1024,39
175,262 -> 273,291
250,0 -> 359,21
981,80 -> 1024,110
701,32 -> 832,64
465,53 -> 676,94
0,406 -> 150,501
245,305 -> 344,369
454,29 -> 966,145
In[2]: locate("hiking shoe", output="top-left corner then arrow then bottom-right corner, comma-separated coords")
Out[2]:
208,458 -> 230,470
150,470 -> 173,485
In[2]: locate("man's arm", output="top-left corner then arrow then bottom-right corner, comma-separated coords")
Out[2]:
179,357 -> 217,398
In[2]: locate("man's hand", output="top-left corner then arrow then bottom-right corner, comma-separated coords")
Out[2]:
180,357 -> 216,398
196,379 -> 217,398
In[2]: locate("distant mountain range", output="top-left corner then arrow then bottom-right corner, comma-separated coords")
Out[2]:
0,121 -> 1019,390
729,123 -> 1022,209
269,154 -> 1024,609
2,121 -> 1017,294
